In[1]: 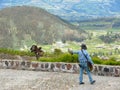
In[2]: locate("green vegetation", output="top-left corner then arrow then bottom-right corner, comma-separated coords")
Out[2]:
0,48 -> 120,65
92,57 -> 120,65
99,32 -> 120,43
77,17 -> 120,30
38,53 -> 120,65
0,48 -> 33,56
38,54 -> 77,63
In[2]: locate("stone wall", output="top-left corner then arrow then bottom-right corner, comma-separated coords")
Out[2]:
0,59 -> 120,77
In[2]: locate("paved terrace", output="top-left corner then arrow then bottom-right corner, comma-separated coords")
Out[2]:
0,69 -> 120,90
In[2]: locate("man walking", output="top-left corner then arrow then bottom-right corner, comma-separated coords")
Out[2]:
68,44 -> 96,85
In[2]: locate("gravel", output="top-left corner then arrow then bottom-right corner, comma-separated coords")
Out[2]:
0,69 -> 120,90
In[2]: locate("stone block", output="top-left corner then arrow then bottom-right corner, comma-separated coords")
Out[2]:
66,64 -> 72,70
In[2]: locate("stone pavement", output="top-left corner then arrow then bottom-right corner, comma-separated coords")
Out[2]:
0,69 -> 120,90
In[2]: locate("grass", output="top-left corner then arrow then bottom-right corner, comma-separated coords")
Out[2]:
0,48 -> 120,65
38,53 -> 120,65
38,53 -> 78,63
0,48 -> 33,56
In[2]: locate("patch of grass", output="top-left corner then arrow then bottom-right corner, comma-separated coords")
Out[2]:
38,53 -> 78,63
92,56 -> 120,65
102,60 -> 120,65
0,48 -> 120,65
38,53 -> 120,65
0,48 -> 33,56
92,57 -> 103,64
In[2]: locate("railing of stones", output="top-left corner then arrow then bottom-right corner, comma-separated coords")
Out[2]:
0,59 -> 120,77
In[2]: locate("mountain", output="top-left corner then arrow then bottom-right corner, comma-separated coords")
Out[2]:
0,0 -> 120,22
0,6 -> 87,49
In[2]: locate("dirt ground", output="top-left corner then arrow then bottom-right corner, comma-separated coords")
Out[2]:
0,69 -> 120,90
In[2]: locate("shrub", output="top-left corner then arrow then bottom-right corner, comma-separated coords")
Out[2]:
54,48 -> 63,55
0,48 -> 120,65
102,60 -> 120,65
58,54 -> 78,63
92,57 -> 103,64
92,56 -> 120,65
38,53 -> 78,63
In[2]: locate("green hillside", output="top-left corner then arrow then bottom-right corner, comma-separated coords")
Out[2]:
75,17 -> 120,30
0,6 -> 87,49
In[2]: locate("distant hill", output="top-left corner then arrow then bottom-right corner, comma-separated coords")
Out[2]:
0,6 -> 87,49
75,17 -> 120,30
0,0 -> 120,22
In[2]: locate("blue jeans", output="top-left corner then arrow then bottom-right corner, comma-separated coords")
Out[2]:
79,63 -> 93,83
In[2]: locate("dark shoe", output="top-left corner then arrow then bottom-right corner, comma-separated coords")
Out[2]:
79,82 -> 85,85
91,80 -> 96,84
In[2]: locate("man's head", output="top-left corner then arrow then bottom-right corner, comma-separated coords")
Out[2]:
81,44 -> 87,50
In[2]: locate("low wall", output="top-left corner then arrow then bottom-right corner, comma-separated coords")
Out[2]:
0,59 -> 120,77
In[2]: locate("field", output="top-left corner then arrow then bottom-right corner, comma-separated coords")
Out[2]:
0,30 -> 120,65
40,30 -> 120,62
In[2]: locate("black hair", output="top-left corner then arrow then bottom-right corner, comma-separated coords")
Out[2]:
81,44 -> 87,50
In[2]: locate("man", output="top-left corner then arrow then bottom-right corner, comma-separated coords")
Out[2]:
68,44 -> 96,85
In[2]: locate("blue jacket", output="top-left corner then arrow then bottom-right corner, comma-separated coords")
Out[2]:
72,49 -> 94,64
